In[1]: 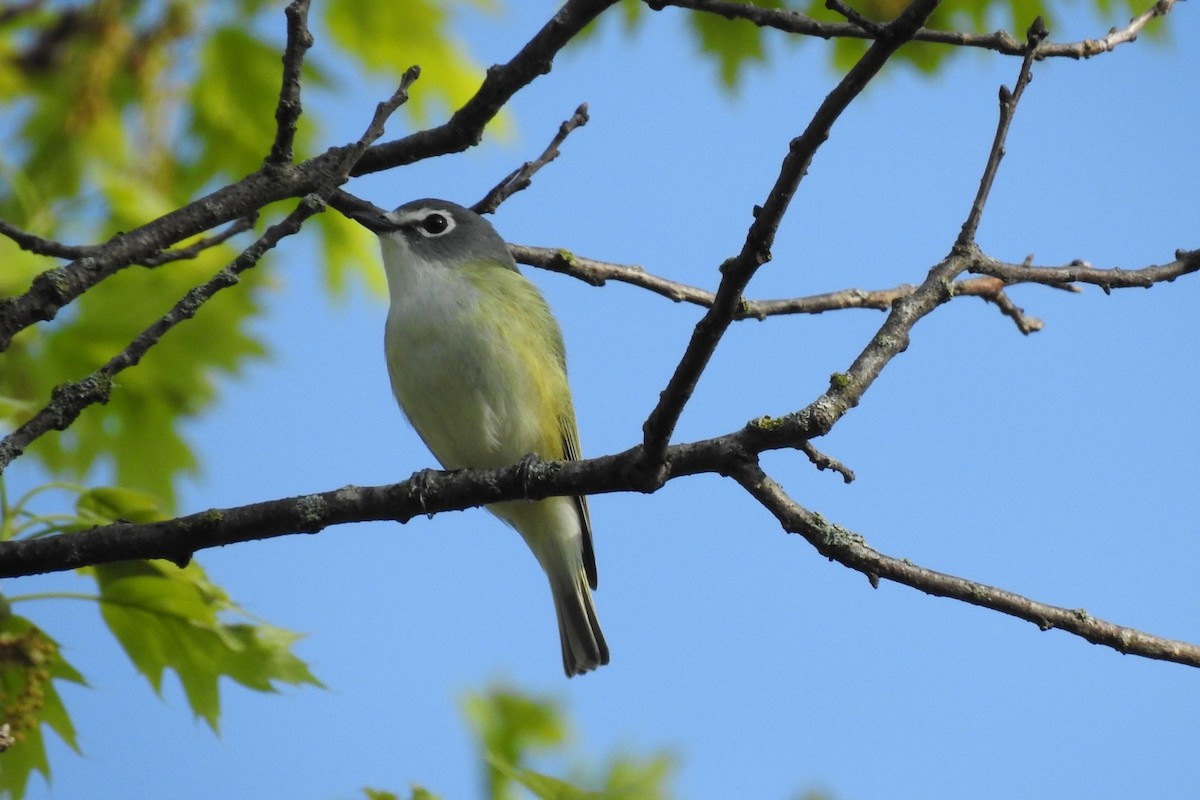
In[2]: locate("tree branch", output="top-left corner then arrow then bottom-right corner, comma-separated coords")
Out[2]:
689,21 -> 1050,463
137,215 -> 259,267
5,419 -> 1197,670
351,0 -> 618,176
639,0 -> 942,477
729,458 -> 1200,669
472,103 -> 590,215
267,0 -> 315,166
824,0 -> 886,37
969,249 -> 1200,293
0,70 -> 420,476
0,0 -> 620,354
0,218 -> 99,259
651,0 -> 1178,59
512,244 -> 1049,331
958,17 -> 1046,247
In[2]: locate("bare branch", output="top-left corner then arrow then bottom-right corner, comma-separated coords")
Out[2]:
0,0 -> 1192,685
736,17 -> 1057,456
799,439 -> 855,483
352,0 -> 618,176
958,17 -> 1047,248
472,103 -> 590,216
0,212 -> 257,269
4,418 -> 1197,671
267,0 -> 315,166
0,218 -> 99,259
513,244 -> 1048,330
970,249 -> 1200,293
729,459 -> 1200,669
824,0 -> 885,37
973,280 -> 1044,334
639,0 -> 942,476
651,0 -> 1178,59
0,71 -> 420,476
138,216 -> 258,267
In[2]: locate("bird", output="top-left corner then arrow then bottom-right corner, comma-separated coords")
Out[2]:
346,197 -> 608,677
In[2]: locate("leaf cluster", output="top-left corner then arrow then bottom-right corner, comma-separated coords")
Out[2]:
0,482 -> 319,799
365,687 -> 674,800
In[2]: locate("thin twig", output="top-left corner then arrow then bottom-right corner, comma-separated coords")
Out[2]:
958,17 -> 1046,248
353,0 -> 618,176
972,281 -> 1043,334
639,0 -> 942,479
651,0 -> 1178,60
0,219 -> 99,259
729,459 -> 1200,668
824,0 -> 884,36
0,214 -> 256,267
472,103 -> 590,216
513,244 -> 1049,331
267,0 -> 314,165
0,70 -> 420,475
970,249 -> 1200,294
138,215 -> 259,267
799,439 -> 855,483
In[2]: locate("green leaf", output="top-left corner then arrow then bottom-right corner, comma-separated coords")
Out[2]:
313,209 -> 388,299
13,235 -> 269,508
462,686 -> 676,800
487,753 -> 606,800
363,790 -> 401,800
362,787 -> 441,800
686,0 -> 784,88
464,687 -> 567,762
602,752 -> 676,800
90,560 -> 321,731
0,614 -> 87,800
465,688 -> 569,800
186,25 -> 298,183
323,0 -> 495,128
75,486 -> 165,526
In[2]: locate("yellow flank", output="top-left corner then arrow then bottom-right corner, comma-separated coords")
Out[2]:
461,260 -> 576,463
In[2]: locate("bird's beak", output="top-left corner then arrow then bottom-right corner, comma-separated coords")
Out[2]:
346,208 -> 395,234
329,190 -> 397,234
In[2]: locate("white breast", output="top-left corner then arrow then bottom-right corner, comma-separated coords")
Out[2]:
379,237 -> 540,470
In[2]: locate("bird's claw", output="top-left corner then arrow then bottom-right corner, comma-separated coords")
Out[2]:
410,467 -> 442,519
515,453 -> 541,499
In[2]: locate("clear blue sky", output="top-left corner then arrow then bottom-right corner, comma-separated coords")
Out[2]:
15,2 -> 1200,798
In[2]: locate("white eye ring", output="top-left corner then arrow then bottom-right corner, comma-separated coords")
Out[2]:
416,212 -> 454,237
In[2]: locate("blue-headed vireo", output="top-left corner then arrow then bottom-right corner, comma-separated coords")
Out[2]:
349,198 -> 609,677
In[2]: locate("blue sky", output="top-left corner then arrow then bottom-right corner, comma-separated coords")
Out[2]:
13,2 -> 1200,798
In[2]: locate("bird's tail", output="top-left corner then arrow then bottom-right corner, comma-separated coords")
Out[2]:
492,496 -> 609,676
549,569 -> 609,677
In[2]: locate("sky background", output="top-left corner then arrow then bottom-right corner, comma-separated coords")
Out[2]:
10,1 -> 1200,798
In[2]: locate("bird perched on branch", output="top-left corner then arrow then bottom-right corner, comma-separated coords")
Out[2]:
348,197 -> 608,677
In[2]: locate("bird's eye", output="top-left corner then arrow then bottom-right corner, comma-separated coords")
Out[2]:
420,213 -> 449,235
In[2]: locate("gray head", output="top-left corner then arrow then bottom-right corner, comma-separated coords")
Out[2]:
347,198 -> 518,271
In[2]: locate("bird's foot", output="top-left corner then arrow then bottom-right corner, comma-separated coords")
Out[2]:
409,467 -> 444,518
515,453 -> 541,500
